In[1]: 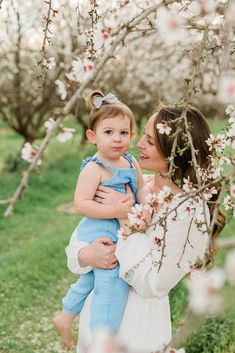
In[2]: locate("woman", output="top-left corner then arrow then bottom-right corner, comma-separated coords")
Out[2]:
66,105 -> 225,353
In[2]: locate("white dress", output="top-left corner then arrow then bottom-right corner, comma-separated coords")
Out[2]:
66,199 -> 209,353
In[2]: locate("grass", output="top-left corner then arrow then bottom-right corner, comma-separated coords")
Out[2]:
0,118 -> 234,353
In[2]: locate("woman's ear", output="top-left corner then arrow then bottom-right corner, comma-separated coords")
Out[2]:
86,129 -> 96,144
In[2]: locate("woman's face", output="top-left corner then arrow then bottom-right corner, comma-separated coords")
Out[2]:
137,115 -> 168,173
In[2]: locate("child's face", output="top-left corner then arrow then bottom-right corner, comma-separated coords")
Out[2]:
87,115 -> 133,160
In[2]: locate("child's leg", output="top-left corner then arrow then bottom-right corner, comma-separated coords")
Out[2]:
54,271 -> 95,349
90,266 -> 129,334
63,271 -> 95,314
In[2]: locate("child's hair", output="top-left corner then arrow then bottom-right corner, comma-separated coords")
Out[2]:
86,91 -> 135,131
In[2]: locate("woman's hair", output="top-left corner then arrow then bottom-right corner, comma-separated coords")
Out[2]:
153,104 -> 225,263
86,90 -> 135,131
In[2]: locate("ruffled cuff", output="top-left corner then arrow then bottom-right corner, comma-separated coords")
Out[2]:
65,229 -> 93,275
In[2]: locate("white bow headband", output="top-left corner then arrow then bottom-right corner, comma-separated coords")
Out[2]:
92,93 -> 118,109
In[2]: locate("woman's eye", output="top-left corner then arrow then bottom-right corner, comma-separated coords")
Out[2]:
147,139 -> 154,146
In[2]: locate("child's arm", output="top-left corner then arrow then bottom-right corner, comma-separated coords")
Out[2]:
131,157 -> 150,204
74,162 -> 132,219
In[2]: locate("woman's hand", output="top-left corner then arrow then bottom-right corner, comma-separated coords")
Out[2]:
94,184 -> 134,219
78,237 -> 118,269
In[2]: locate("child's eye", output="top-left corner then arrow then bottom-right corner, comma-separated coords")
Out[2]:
121,131 -> 129,135
104,130 -> 112,134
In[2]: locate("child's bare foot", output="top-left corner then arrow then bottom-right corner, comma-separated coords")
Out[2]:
53,312 -> 76,350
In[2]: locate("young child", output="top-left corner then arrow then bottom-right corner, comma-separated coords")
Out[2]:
53,91 -> 146,349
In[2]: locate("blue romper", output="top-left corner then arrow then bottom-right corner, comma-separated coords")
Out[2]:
63,152 -> 137,333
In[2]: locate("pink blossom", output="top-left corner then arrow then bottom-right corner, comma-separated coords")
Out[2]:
56,127 -> 76,143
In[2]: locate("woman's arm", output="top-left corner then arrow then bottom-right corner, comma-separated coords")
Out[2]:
65,230 -> 118,274
74,162 -> 133,219
115,214 -> 208,298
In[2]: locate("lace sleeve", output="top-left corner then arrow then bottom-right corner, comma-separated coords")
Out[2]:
116,213 -> 208,298
65,229 -> 93,274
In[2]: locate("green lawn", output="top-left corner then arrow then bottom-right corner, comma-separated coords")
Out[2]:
0,118 -> 234,353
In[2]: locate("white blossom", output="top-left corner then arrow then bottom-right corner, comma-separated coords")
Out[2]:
218,77 -> 235,104
66,57 -> 95,83
182,176 -> 195,193
206,133 -> 226,152
156,121 -> 172,135
43,56 -> 56,70
225,105 -> 235,118
187,268 -> 226,315
56,127 -> 76,143
44,118 -> 56,132
223,195 -> 234,210
182,199 -> 197,217
55,80 -> 67,100
21,142 -> 42,165
128,204 -> 145,226
203,187 -> 217,201
145,192 -> 158,208
156,186 -> 173,205
156,7 -> 187,45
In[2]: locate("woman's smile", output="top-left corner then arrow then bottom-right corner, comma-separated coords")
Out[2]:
139,152 -> 149,160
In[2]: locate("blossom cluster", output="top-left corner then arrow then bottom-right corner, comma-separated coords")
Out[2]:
21,118 -> 76,165
186,249 -> 235,315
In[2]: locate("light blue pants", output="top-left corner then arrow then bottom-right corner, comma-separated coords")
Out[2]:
63,266 -> 129,333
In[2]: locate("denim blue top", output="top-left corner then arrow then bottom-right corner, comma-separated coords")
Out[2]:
80,152 -> 138,197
